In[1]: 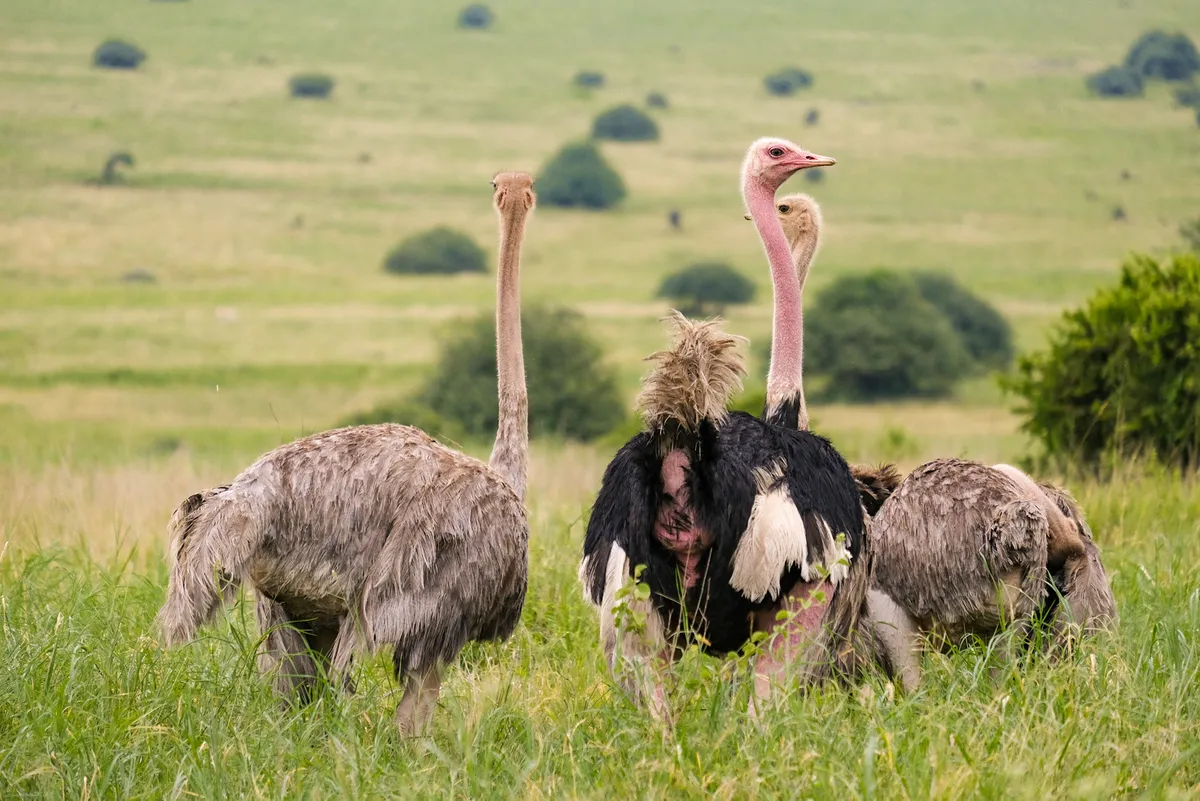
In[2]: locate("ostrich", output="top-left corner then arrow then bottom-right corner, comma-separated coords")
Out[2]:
156,172 -> 536,734
581,139 -> 874,717
867,459 -> 1118,690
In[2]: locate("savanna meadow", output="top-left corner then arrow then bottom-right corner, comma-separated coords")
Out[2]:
3,0 -> 1200,797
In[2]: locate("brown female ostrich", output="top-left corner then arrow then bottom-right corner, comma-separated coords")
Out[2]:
867,459 -> 1117,690
156,172 -> 536,734
582,139 -> 875,719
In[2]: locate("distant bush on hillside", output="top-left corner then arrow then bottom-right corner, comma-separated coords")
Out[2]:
339,399 -> 465,444
289,73 -> 335,99
1086,66 -> 1144,97
1005,253 -> 1200,470
912,272 -> 1015,371
538,141 -> 626,210
420,306 -> 624,441
657,262 -> 755,316
383,227 -> 487,275
573,71 -> 605,89
805,108 -> 820,126
93,40 -> 146,70
1124,30 -> 1200,82
1180,217 -> 1200,251
1173,85 -> 1200,108
764,67 -> 813,96
806,270 -> 971,401
457,4 -> 494,29
803,168 -> 825,184
99,152 -> 134,185
646,92 -> 669,109
592,104 -> 659,142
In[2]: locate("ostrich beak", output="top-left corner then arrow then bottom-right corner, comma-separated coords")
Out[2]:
791,150 -> 836,169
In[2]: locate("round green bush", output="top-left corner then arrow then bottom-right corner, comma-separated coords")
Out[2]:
574,71 -> 605,89
1005,253 -> 1200,470
806,270 -> 971,401
289,73 -> 335,99
1086,66 -> 1144,97
657,263 -> 755,316
592,104 -> 659,142
383,227 -> 487,276
912,271 -> 1015,371
458,4 -> 494,29
1124,30 -> 1200,82
537,141 -> 626,210
420,306 -> 625,441
764,67 -> 813,96
646,92 -> 669,109
93,40 -> 146,70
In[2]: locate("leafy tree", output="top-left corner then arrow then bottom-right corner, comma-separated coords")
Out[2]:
458,4 -> 493,29
592,104 -> 659,142
93,40 -> 146,70
289,73 -> 335,99
764,67 -> 813,96
383,227 -> 487,275
1086,66 -> 1143,97
806,271 -> 971,401
657,263 -> 755,316
573,71 -> 605,88
1005,253 -> 1200,470
537,141 -> 626,210
420,306 -> 624,441
1124,30 -> 1200,81
912,272 -> 1015,371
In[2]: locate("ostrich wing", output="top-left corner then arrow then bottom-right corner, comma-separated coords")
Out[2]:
580,433 -> 665,606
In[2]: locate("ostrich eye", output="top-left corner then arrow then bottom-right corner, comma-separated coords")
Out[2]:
768,146 -> 785,158
778,204 -> 790,213
491,181 -> 497,189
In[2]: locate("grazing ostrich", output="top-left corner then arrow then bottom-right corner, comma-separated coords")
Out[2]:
867,459 -> 1118,691
582,139 -> 874,717
156,172 -> 536,734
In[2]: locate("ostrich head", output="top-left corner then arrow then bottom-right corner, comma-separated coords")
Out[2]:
740,137 -> 835,194
492,171 -> 536,213
758,193 -> 823,243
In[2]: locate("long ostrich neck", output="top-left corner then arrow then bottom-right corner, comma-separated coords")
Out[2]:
489,203 -> 529,501
745,179 -> 806,430
787,230 -> 820,430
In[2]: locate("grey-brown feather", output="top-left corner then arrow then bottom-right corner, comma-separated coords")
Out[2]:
157,424 -> 529,680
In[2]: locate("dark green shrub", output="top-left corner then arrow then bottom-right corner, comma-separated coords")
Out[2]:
1124,30 -> 1200,81
1174,84 -> 1200,108
339,399 -> 465,444
93,40 -> 146,70
1004,253 -> 1200,470
806,270 -> 971,401
289,73 -> 335,99
646,92 -> 668,109
764,67 -> 813,96
420,306 -> 624,441
805,108 -> 820,126
803,168 -> 825,184
457,4 -> 493,29
912,272 -> 1015,371
592,104 -> 659,142
657,262 -> 755,316
383,227 -> 486,276
537,141 -> 626,210
1086,66 -> 1143,97
99,152 -> 134,185
1182,218 -> 1200,251
574,71 -> 605,89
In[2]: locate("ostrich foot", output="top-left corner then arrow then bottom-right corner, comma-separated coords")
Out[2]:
395,667 -> 441,737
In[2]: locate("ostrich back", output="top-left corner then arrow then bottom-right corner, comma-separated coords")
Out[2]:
870,458 -> 1048,638
203,423 -> 528,665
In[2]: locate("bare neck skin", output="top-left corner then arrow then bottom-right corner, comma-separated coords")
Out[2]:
784,223 -> 821,430
489,201 -> 530,501
744,179 -> 806,430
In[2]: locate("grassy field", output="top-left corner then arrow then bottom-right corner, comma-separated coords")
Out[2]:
2,0 -> 1199,797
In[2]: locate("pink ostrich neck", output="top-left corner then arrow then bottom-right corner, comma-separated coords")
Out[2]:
744,178 -> 807,430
